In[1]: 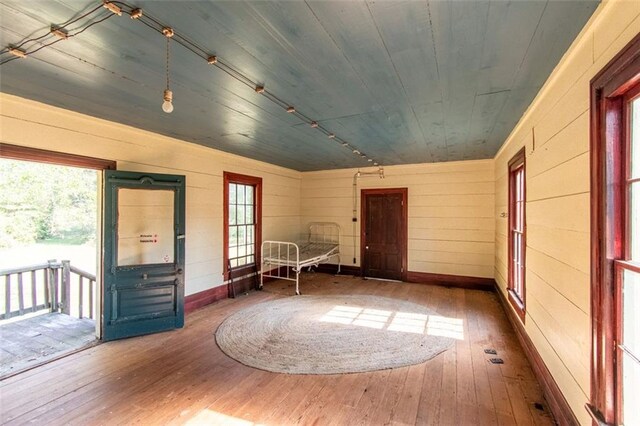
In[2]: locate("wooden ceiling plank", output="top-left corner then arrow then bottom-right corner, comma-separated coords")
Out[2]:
0,0 -> 600,171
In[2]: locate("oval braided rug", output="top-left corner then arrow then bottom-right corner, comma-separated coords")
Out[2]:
215,295 -> 455,374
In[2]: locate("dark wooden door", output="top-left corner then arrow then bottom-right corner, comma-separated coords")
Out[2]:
103,170 -> 186,341
362,189 -> 407,281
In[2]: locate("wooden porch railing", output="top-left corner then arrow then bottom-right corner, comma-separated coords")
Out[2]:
0,260 -> 96,321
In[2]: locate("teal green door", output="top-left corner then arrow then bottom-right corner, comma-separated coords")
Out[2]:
103,171 -> 185,341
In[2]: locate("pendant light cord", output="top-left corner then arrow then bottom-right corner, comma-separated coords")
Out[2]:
166,36 -> 170,91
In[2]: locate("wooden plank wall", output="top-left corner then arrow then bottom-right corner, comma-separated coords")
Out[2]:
493,1 -> 640,424
0,93 -> 302,297
301,160 -> 495,279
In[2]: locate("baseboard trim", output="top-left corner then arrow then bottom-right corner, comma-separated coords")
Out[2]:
494,283 -> 579,426
406,271 -> 495,290
184,285 -> 228,314
315,263 -> 361,276
312,266 -> 494,290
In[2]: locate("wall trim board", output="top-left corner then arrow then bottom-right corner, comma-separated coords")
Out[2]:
184,285 -> 228,314
0,142 -> 116,170
314,264 -> 361,276
494,283 -> 579,426
284,265 -> 493,290
228,271 -> 260,296
406,271 -> 495,290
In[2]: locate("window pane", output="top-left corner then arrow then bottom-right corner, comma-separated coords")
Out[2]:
229,246 -> 238,259
622,351 -> 640,425
246,205 -> 254,224
246,243 -> 255,256
238,245 -> 246,257
236,184 -> 245,205
237,205 -> 245,225
229,205 -> 237,226
230,226 -> 238,247
518,265 -> 524,296
247,225 -> 255,245
237,257 -> 248,267
229,184 -> 237,207
623,268 -> 640,358
245,185 -> 254,205
631,96 -> 640,180
117,189 -> 175,266
237,226 -> 246,246
631,182 -> 640,261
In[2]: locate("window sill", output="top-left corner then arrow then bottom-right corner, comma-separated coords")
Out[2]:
507,289 -> 526,323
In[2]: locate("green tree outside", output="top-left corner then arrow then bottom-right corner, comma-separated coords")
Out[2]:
0,159 -> 97,249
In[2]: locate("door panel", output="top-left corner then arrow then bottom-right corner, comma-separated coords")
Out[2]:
362,189 -> 407,281
117,188 -> 175,265
103,171 -> 185,341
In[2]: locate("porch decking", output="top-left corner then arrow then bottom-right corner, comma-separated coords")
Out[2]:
0,312 -> 96,378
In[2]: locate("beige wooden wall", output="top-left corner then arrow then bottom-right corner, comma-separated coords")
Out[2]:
301,160 -> 495,278
493,1 -> 640,424
0,93 -> 302,296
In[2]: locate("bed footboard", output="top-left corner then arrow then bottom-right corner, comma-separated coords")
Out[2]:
260,241 -> 302,295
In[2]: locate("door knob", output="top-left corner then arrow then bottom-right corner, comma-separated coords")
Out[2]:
365,246 -> 369,250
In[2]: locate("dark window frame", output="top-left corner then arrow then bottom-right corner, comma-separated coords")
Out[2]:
507,148 -> 526,322
589,33 -> 640,425
222,172 -> 262,281
0,143 -> 116,170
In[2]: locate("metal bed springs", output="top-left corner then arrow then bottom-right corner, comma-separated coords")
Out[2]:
260,222 -> 341,295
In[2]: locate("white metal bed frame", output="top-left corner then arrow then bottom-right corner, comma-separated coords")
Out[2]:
260,222 -> 341,295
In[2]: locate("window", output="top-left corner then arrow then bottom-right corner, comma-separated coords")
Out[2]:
507,148 -> 526,321
223,172 -> 262,278
590,34 -> 640,425
614,84 -> 640,426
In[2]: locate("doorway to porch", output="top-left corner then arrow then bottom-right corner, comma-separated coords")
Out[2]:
0,145 -> 113,378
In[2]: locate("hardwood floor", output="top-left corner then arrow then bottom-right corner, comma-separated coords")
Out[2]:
0,273 -> 555,425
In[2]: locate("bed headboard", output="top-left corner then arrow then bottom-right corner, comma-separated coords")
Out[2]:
307,222 -> 341,245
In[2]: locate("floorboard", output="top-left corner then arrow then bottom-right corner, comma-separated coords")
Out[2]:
0,312 -> 96,378
0,273 -> 555,425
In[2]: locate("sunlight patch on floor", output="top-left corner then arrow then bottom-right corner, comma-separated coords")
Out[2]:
320,305 -> 464,340
184,409 -> 265,426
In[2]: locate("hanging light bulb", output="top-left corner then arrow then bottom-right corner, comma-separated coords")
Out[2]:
162,31 -> 173,113
162,89 -> 173,113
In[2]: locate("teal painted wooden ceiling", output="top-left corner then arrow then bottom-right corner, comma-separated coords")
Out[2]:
0,0 -> 598,171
